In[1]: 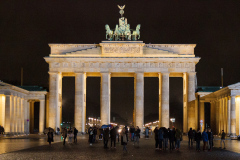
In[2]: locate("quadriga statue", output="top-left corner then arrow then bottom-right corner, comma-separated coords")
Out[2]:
105,24 -> 114,41
124,24 -> 131,40
132,24 -> 141,41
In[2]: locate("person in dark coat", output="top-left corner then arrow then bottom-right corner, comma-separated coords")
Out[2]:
195,128 -> 202,151
130,126 -> 135,141
62,127 -> 67,145
115,125 -> 120,142
154,127 -> 159,149
103,128 -> 109,148
110,127 -> 116,148
220,130 -> 226,149
121,127 -> 128,152
207,128 -> 213,151
134,126 -> 141,145
188,128 -> 194,147
163,127 -> 169,150
89,127 -> 94,146
158,127 -> 164,150
169,128 -> 175,151
47,128 -> 54,146
73,127 -> 78,143
202,129 -> 208,151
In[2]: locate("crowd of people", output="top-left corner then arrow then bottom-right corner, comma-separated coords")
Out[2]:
45,125 -> 227,153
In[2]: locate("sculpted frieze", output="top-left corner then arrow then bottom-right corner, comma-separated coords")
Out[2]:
50,61 -> 196,70
103,46 -> 140,54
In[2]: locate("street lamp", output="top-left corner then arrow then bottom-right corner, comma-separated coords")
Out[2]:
170,118 -> 175,128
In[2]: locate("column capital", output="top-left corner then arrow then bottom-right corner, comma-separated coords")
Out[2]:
75,72 -> 86,75
161,72 -> 170,75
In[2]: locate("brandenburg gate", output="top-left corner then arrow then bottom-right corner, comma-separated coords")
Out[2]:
44,5 -> 200,133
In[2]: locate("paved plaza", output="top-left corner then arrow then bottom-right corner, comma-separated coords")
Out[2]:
0,135 -> 240,160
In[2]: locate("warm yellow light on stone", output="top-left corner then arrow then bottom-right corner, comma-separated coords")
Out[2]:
0,95 -> 6,127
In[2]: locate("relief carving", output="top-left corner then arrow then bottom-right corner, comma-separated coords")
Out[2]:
103,46 -> 140,54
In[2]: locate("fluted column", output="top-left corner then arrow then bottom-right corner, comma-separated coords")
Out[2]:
75,72 -> 86,133
20,98 -> 24,133
27,101 -> 30,134
158,73 -> 162,127
227,97 -> 231,135
12,96 -> 17,133
188,72 -> 196,131
134,72 -> 144,130
215,100 -> 220,134
230,96 -> 236,136
48,72 -> 62,131
100,73 -> 111,126
24,99 -> 28,134
39,100 -> 45,134
4,95 -> 12,134
161,73 -> 169,128
183,73 -> 188,133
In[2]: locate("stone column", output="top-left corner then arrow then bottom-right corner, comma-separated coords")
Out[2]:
4,95 -> 12,134
183,73 -> 188,133
188,72 -> 196,131
224,97 -> 228,133
158,73 -> 162,127
215,100 -> 220,134
161,73 -> 169,128
75,72 -> 86,133
100,72 -> 111,126
12,96 -> 17,133
24,99 -> 28,134
199,101 -> 205,132
230,96 -> 236,136
39,100 -> 45,134
134,72 -> 144,130
27,101 -> 30,134
227,97 -> 231,135
48,72 -> 61,131
21,98 -> 24,133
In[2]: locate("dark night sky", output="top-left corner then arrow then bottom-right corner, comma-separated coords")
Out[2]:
1,0 -> 240,129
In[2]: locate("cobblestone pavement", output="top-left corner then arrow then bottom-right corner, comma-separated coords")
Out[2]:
0,135 -> 239,160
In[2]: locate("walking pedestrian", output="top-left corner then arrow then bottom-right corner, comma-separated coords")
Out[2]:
158,127 -> 164,150
163,127 -> 169,150
68,131 -> 74,144
110,127 -> 116,148
47,128 -> 53,146
121,127 -> 128,152
202,129 -> 208,151
115,125 -> 120,142
175,129 -> 182,150
62,127 -> 67,145
188,128 -> 194,147
220,130 -> 226,149
73,127 -> 78,143
130,126 -> 135,141
169,128 -> 175,151
103,128 -> 109,148
145,127 -> 149,139
134,126 -> 140,146
195,128 -> 202,151
89,127 -> 94,146
154,127 -> 159,149
207,128 -> 213,151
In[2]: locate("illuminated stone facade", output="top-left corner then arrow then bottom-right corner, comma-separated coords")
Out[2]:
0,81 -> 47,134
45,41 -> 200,132
191,83 -> 240,136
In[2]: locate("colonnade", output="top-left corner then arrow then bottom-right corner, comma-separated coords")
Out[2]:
0,94 -> 45,134
198,96 -> 239,136
48,71 -> 196,133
